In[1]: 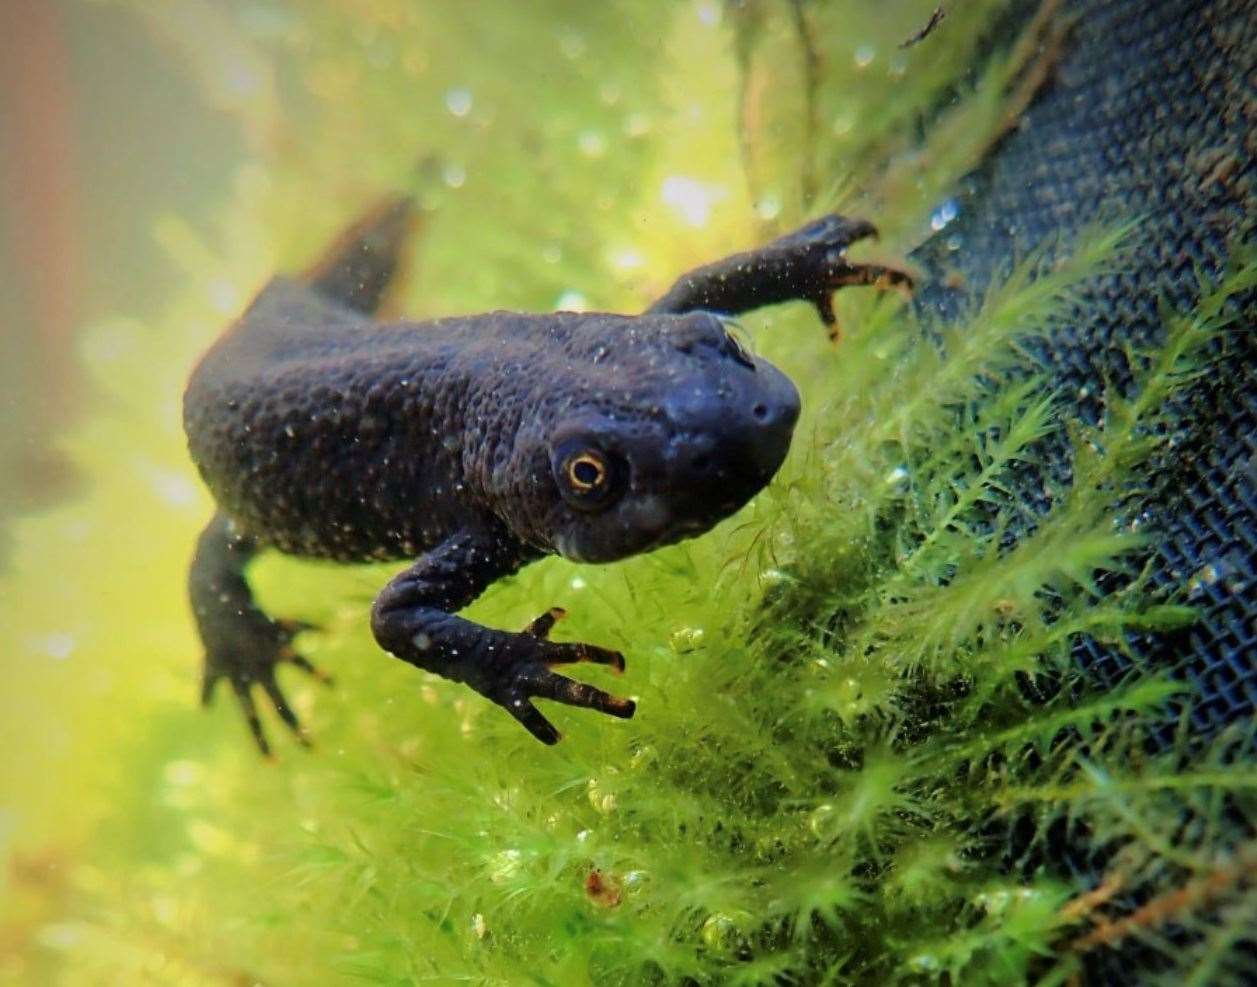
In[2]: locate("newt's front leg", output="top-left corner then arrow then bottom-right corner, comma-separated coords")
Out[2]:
647,214 -> 913,339
370,529 -> 634,744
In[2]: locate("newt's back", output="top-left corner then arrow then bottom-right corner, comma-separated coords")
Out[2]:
184,275 -> 527,562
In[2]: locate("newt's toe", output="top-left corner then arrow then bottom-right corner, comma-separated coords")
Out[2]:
491,638 -> 636,744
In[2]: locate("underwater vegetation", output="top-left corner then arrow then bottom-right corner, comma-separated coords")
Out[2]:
1,1 -> 1253,984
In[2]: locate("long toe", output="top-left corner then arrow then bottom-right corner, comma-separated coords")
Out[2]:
543,640 -> 626,674
523,607 -> 567,639
284,652 -> 335,686
504,698 -> 561,745
523,666 -> 636,719
259,674 -> 311,747
201,665 -> 222,707
230,679 -> 271,757
829,261 -> 914,294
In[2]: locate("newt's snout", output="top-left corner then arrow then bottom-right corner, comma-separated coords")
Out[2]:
654,354 -> 800,535
744,358 -> 801,475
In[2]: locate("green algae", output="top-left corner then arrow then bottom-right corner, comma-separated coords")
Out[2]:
2,2 -> 1254,984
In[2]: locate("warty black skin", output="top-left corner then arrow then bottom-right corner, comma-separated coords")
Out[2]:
184,198 -> 911,752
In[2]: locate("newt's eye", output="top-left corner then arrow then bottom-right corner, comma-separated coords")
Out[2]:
552,441 -> 627,511
567,453 -> 606,491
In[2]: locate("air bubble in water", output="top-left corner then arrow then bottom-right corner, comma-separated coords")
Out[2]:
444,88 -> 472,117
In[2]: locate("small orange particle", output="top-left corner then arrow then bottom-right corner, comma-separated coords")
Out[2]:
585,868 -> 622,908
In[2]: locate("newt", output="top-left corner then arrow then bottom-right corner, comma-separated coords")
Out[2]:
184,198 -> 910,752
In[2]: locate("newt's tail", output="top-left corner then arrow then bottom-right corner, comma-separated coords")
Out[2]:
302,194 -> 417,315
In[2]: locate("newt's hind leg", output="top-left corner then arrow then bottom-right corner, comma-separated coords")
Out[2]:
190,513 -> 330,755
303,194 -> 417,315
646,213 -> 913,340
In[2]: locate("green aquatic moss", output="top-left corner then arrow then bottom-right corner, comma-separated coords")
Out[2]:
2,2 -> 1254,985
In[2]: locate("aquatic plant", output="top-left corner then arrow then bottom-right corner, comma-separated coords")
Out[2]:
2,2 -> 1252,984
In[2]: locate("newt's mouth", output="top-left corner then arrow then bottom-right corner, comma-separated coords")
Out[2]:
556,473 -> 784,563
553,530 -> 590,563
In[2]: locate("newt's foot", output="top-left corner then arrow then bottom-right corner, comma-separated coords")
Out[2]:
771,214 -> 915,340
647,210 -> 912,330
201,617 -> 331,757
486,616 -> 633,744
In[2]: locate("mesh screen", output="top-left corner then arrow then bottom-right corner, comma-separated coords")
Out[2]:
914,0 -> 1256,745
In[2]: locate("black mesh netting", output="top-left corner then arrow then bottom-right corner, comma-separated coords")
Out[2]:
911,1 -> 1254,978
914,0 -> 1256,744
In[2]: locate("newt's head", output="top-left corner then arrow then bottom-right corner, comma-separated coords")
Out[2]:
517,311 -> 800,564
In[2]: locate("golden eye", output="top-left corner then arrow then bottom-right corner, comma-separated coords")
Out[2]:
566,452 -> 607,491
